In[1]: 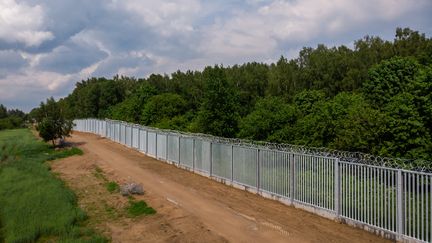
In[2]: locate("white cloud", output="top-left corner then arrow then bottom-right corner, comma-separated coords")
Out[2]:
199,0 -> 430,58
0,0 -> 53,46
0,0 -> 431,111
109,0 -> 201,36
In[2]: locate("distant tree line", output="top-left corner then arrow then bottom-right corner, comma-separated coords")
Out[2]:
0,104 -> 26,130
32,28 -> 432,163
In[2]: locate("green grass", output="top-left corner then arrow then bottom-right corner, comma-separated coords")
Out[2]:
93,166 -> 107,182
126,198 -> 156,217
106,182 -> 119,193
0,129 -> 107,243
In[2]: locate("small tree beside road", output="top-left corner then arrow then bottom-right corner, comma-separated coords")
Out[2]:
34,97 -> 73,146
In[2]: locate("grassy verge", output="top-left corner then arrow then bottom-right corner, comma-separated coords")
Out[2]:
0,129 -> 106,243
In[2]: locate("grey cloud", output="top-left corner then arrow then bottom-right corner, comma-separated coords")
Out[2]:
0,0 -> 432,112
92,53 -> 155,78
37,40 -> 108,74
0,50 -> 28,78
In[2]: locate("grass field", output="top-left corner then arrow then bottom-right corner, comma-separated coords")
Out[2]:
0,129 -> 106,243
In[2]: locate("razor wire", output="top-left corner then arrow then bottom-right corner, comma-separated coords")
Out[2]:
101,119 -> 432,172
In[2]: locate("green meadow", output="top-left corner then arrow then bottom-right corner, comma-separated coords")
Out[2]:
0,129 -> 106,243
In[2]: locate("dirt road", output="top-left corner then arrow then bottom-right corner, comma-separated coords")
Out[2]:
63,132 -> 390,243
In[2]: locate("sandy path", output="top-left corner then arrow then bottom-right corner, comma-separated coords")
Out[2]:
68,132 -> 390,243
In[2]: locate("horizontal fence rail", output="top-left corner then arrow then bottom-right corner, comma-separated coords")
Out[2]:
73,119 -> 431,242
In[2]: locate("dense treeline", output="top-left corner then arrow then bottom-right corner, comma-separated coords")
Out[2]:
40,28 -> 432,163
0,104 -> 26,130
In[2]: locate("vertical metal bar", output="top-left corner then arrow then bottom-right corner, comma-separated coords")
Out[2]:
373,167 -> 377,226
166,133 -> 168,162
130,125 -> 133,147
302,155 -> 305,203
397,170 -> 403,239
384,169 -> 387,228
209,142 -> 212,176
312,157 -> 315,206
427,175 -> 432,243
420,175 -> 425,240
290,154 -> 295,203
192,138 -> 195,171
319,158 -> 322,207
178,136 -> 181,164
145,130 -> 148,154
417,174 -> 420,239
427,175 -> 430,242
355,164 -> 358,220
155,132 -> 158,159
334,158 -> 340,217
231,145 -> 234,182
363,166 -> 366,223
138,128 -> 141,151
349,163 -> 352,219
257,149 -> 260,191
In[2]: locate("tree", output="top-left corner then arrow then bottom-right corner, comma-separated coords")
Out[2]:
238,97 -> 297,141
36,97 -> 73,146
194,66 -> 240,137
379,92 -> 432,160
0,104 -> 7,119
363,57 -> 420,107
141,93 -> 188,128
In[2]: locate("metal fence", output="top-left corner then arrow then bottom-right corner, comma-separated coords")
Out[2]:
73,119 -> 431,242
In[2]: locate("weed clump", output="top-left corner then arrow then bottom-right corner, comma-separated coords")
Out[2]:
106,181 -> 120,193
127,198 -> 156,217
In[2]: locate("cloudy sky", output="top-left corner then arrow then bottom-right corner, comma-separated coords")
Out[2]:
0,0 -> 431,111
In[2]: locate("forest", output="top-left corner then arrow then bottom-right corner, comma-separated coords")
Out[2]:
34,28 -> 432,164
0,104 -> 26,130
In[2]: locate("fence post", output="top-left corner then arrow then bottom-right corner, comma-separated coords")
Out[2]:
178,136 -> 181,164
334,158 -> 340,218
138,127 -> 141,151
397,169 -> 404,240
257,148 -> 260,191
231,145 -> 234,182
119,123 -> 121,142
210,142 -> 213,177
290,154 -> 295,205
130,125 -> 133,147
145,129 -> 148,154
155,132 -> 158,159
192,138 -> 195,171
164,133 -> 168,161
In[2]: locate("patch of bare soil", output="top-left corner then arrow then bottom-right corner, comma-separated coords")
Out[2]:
51,132 -> 391,243
50,147 -> 226,243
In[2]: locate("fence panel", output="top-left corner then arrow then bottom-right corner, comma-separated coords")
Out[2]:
294,154 -> 334,211
157,133 -> 167,160
233,146 -> 257,188
403,171 -> 431,242
340,163 -> 397,233
259,149 -> 291,198
180,137 -> 194,168
211,143 -> 232,180
147,131 -> 156,157
138,128 -> 146,152
167,134 -> 179,163
126,124 -> 132,147
194,139 -> 211,173
132,126 -> 139,148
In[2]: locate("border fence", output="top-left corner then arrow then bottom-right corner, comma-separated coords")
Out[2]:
73,119 -> 431,242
